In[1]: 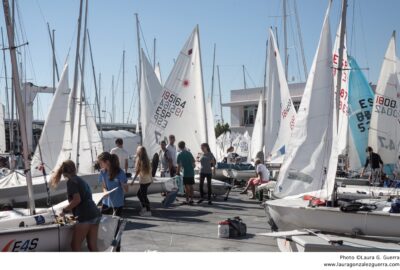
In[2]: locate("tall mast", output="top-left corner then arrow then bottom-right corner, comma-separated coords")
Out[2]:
70,0 -> 84,134
135,13 -> 142,144
75,0 -> 89,170
283,0 -> 289,78
242,65 -> 247,90
2,0 -> 35,214
196,25 -> 209,143
122,50 -> 125,123
217,65 -> 224,124
153,37 -> 156,69
1,27 -> 12,152
210,43 -> 216,106
111,75 -> 115,123
46,24 -> 60,81
87,29 -> 103,144
335,0 -> 348,124
293,0 -> 308,79
261,39 -> 269,150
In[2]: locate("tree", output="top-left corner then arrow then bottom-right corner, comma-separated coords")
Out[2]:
215,122 -> 230,138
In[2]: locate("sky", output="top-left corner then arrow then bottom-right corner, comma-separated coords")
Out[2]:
1,0 -> 400,125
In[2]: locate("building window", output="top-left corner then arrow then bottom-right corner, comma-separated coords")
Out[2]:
293,101 -> 301,112
243,105 -> 258,126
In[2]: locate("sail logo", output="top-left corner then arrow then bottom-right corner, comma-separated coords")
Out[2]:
1,238 -> 39,252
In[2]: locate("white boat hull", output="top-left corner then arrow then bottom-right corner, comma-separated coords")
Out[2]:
0,215 -> 121,252
125,177 -> 175,196
264,198 -> 400,238
193,178 -> 231,196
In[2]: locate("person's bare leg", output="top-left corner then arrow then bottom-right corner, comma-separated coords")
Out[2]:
189,185 -> 194,202
185,185 -> 190,202
249,185 -> 256,199
86,224 -> 99,252
240,179 -> 251,194
71,224 -> 90,251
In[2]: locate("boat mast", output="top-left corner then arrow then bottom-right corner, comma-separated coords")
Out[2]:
196,25 -> 209,143
111,75 -> 115,123
122,50 -> 125,123
2,0 -> 36,214
335,0 -> 347,124
153,37 -> 156,69
70,0 -> 84,134
261,39 -> 268,151
217,65 -> 224,124
46,24 -> 60,81
1,28 -> 12,152
283,0 -> 289,78
242,65 -> 247,90
293,0 -> 308,79
210,43 -> 216,106
135,13 -> 142,144
87,30 -> 104,145
75,0 -> 89,171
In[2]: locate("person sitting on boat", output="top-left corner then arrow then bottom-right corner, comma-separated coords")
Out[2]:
51,160 -> 101,251
177,141 -> 196,205
240,159 -> 269,199
132,146 -> 153,216
196,142 -> 216,205
223,146 -> 239,164
360,146 -> 384,185
98,152 -> 128,217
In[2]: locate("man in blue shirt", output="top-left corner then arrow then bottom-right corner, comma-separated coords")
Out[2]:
177,141 -> 195,205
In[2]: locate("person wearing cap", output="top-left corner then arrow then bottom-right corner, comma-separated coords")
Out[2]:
240,159 -> 269,199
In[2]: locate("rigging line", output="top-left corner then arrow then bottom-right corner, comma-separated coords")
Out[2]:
357,0 -> 370,82
287,5 -> 302,82
349,0 -> 356,57
244,66 -> 257,88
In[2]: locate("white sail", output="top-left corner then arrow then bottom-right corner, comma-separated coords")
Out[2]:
0,104 -> 5,153
216,131 -> 231,162
233,131 -> 250,158
250,95 -> 264,161
155,62 -> 163,85
31,65 -> 71,176
146,26 -> 207,155
333,21 -> 349,155
85,102 -> 103,160
368,32 -> 400,174
265,29 -> 297,163
140,50 -> 164,156
274,2 -> 337,199
206,97 -> 217,155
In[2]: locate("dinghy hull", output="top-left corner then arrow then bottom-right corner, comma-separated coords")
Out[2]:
264,198 -> 400,238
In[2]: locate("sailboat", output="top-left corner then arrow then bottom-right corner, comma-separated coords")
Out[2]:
368,31 -> 400,176
264,0 -> 400,240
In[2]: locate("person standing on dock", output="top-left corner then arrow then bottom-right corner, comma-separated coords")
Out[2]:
240,159 -> 269,199
98,152 -> 129,216
160,140 -> 173,177
51,160 -> 101,251
361,146 -> 384,185
197,143 -> 216,205
177,141 -> 195,205
132,146 -> 153,216
111,138 -> 129,174
167,134 -> 177,177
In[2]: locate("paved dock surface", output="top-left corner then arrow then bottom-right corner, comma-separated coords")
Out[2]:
120,190 -> 278,251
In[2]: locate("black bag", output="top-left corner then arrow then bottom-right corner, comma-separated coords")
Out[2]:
228,217 -> 247,238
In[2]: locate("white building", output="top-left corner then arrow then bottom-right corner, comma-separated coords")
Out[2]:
222,82 -> 306,135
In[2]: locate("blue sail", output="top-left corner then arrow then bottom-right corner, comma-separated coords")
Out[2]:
348,56 -> 374,170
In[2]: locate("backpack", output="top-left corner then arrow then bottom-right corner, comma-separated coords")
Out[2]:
227,217 -> 247,238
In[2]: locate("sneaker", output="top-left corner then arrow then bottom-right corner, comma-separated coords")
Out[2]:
141,210 -> 152,217
197,199 -> 204,204
189,200 -> 194,205
208,201 -> 213,205
139,208 -> 147,216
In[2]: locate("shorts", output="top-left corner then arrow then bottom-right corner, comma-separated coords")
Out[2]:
183,176 -> 195,185
78,216 -> 102,225
248,178 -> 268,186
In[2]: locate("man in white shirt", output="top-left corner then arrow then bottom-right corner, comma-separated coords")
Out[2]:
240,159 -> 269,199
111,138 -> 129,173
166,134 -> 177,176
